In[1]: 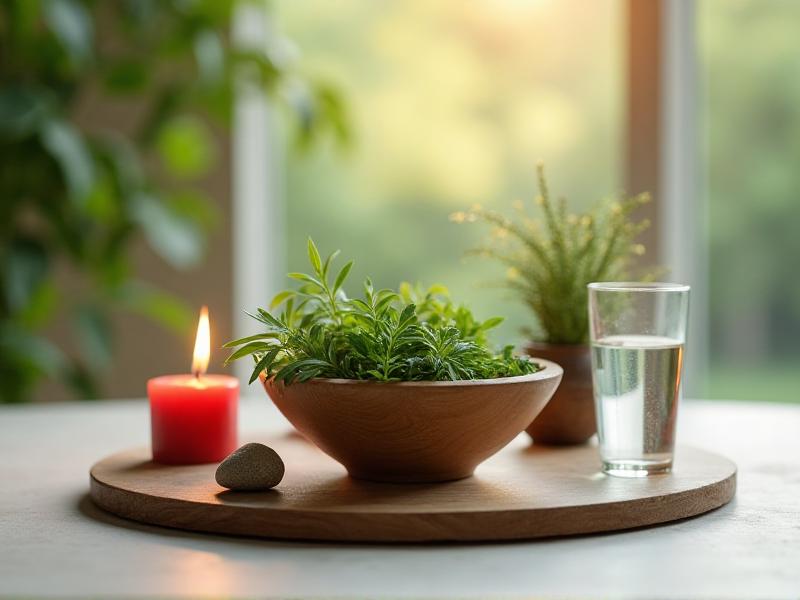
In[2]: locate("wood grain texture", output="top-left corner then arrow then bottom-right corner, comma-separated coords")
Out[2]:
90,434 -> 736,543
260,360 -> 563,483
525,344 -> 597,445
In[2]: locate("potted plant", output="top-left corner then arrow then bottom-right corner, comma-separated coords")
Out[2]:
225,239 -> 562,483
452,164 -> 654,445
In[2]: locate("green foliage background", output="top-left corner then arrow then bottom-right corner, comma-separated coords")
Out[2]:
0,0 -> 343,402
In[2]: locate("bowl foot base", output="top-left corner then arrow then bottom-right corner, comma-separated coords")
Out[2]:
346,469 -> 475,484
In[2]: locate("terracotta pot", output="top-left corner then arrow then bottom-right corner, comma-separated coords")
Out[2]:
524,343 -> 596,445
260,360 -> 563,483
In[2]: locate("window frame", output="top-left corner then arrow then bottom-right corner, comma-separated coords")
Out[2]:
626,0 -> 706,396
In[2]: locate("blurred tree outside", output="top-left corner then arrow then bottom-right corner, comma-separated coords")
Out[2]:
0,0 -> 344,402
701,0 -> 800,402
275,0 -> 623,348
277,0 -> 799,403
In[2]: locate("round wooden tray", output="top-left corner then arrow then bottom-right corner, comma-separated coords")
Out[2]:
90,432 -> 736,543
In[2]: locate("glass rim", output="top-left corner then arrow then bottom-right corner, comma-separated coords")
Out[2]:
587,281 -> 690,293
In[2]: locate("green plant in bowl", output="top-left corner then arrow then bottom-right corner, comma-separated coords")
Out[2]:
225,239 -> 562,483
452,164 -> 655,445
225,239 -> 540,385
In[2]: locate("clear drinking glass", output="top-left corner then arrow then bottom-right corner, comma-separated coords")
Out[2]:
587,282 -> 690,477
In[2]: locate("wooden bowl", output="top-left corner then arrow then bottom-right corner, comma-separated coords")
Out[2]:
260,360 -> 562,483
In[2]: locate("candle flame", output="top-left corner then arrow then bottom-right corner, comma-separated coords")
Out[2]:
192,306 -> 210,377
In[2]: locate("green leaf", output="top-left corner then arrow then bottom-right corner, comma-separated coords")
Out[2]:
287,272 -> 323,288
322,250 -> 341,278
122,282 -> 193,335
427,284 -> 449,296
0,87 -> 50,138
249,348 -> 281,384
156,116 -> 215,178
398,303 -> 417,329
102,136 -> 144,189
61,363 -> 100,400
307,238 -> 322,275
270,290 -> 295,309
3,238 -> 49,313
18,282 -> 58,329
333,260 -> 353,293
398,281 -> 413,302
375,292 -> 399,314
168,190 -> 219,230
0,323 -> 65,378
84,177 -> 118,221
274,358 -> 330,384
73,305 -> 112,369
246,309 -> 288,332
480,317 -> 505,331
42,0 -> 93,64
348,298 -> 372,313
194,30 -> 225,83
291,81 -> 351,150
222,333 -> 279,348
103,60 -> 149,93
40,119 -> 94,204
9,0 -> 39,39
130,192 -> 204,269
225,342 -> 272,364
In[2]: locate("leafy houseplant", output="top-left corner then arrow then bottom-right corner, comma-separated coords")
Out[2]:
0,0 -> 344,402
225,240 -> 562,482
453,164 -> 654,444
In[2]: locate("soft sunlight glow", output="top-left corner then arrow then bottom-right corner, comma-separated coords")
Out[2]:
192,306 -> 210,377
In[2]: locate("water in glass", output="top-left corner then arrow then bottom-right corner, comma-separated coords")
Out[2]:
591,334 -> 683,476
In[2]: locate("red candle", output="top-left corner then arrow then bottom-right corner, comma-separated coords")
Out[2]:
148,306 -> 238,464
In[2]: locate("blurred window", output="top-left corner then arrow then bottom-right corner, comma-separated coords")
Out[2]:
264,0 -> 799,403
700,0 -> 800,402
275,0 -> 623,346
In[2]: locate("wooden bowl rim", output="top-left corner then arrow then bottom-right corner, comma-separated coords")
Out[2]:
261,358 -> 562,388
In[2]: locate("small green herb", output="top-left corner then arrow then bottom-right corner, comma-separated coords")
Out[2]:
225,239 -> 540,385
452,163 -> 656,344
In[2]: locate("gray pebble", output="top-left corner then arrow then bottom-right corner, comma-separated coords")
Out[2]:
215,443 -> 285,491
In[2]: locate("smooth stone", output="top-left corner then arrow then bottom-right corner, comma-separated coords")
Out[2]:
215,443 -> 285,491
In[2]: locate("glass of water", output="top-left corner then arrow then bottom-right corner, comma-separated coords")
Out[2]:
587,282 -> 690,477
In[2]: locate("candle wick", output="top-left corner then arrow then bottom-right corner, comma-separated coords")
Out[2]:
193,370 -> 201,380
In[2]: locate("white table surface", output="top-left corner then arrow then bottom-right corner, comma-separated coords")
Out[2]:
1,396 -> 799,599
